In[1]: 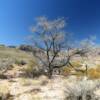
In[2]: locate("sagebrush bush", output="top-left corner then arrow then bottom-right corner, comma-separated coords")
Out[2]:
65,79 -> 100,100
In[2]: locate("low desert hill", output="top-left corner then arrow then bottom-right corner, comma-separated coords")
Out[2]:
0,45 -> 100,100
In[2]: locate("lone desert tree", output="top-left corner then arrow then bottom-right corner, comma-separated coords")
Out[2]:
31,17 -> 74,78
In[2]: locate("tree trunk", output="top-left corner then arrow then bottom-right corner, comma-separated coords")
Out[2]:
85,64 -> 88,77
77,96 -> 82,100
48,68 -> 53,79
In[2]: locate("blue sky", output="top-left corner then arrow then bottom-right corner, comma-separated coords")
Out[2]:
0,0 -> 100,45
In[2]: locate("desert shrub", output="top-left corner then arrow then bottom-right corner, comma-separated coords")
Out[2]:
65,79 -> 100,100
0,73 -> 7,79
0,58 -> 15,71
20,60 -> 27,65
23,66 -> 45,78
15,60 -> 22,65
15,59 -> 27,66
8,45 -> 16,48
22,60 -> 45,78
19,45 -> 33,52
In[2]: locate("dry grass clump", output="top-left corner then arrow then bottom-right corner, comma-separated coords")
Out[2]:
62,67 -> 72,76
71,62 -> 82,68
0,82 -> 11,100
68,66 -> 100,79
15,93 -> 42,100
62,62 -> 100,79
18,78 -> 41,86
88,67 -> 100,79
0,84 -> 9,95
57,60 -> 100,80
73,71 -> 85,77
61,61 -> 83,76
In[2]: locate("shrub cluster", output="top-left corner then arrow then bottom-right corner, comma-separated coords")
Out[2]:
65,78 -> 100,100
